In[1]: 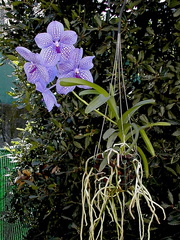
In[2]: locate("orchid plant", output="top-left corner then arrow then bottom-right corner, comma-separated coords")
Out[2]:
16,20 -> 170,240
16,21 -> 94,112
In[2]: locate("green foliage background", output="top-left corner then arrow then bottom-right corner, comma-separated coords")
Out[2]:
0,0 -> 179,239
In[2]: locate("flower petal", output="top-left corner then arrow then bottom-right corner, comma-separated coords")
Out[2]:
69,48 -> 83,67
24,62 -> 50,84
47,21 -> 64,41
58,62 -> 74,75
42,89 -> 60,112
79,56 -> 94,70
35,81 -> 47,92
24,62 -> 39,83
79,70 -> 93,82
36,65 -> 50,83
40,45 -> 60,66
60,44 -> 75,61
16,47 -> 34,62
47,66 -> 58,82
61,30 -> 77,45
78,70 -> 93,89
35,33 -> 53,49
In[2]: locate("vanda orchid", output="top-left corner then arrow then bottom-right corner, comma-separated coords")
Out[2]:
16,19 -> 170,240
16,20 -> 94,112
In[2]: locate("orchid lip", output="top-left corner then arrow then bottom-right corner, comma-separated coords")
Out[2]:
54,41 -> 61,53
29,65 -> 37,73
75,68 -> 80,78
56,46 -> 61,53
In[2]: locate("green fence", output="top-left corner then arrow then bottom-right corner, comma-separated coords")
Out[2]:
0,53 -> 15,104
0,149 -> 28,240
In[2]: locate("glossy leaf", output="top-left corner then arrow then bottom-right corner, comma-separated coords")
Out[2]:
79,89 -> 99,96
139,129 -> 155,156
85,94 -> 110,114
60,78 -> 109,97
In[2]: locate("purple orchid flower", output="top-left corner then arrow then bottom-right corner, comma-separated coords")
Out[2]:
42,89 -> 60,112
16,47 -> 56,85
56,48 -> 94,94
35,80 -> 60,112
16,46 -> 60,112
35,21 -> 77,67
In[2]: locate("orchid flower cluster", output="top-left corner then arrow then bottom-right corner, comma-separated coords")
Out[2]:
16,21 -> 94,112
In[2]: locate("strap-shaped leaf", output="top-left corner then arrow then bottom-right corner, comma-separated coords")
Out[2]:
126,123 -> 139,154
137,146 -> 149,178
140,122 -> 171,129
140,128 -> 155,156
61,77 -> 120,121
60,78 -> 109,97
107,132 -> 119,148
122,99 -> 155,123
79,90 -> 98,96
85,94 -> 110,114
103,128 -> 117,140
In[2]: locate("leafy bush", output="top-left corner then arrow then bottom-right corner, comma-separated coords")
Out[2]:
0,0 -> 179,239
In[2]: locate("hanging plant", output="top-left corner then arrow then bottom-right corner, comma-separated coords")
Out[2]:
15,1 -> 171,238
61,77 -> 169,240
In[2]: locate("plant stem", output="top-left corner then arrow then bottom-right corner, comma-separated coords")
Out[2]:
72,91 -> 117,125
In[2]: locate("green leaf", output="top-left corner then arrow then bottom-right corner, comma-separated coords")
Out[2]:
138,50 -> 144,62
166,103 -> 175,110
85,136 -> 91,149
172,129 -> 180,137
99,157 -> 108,172
127,53 -> 136,64
139,129 -> 155,156
137,146 -> 149,178
168,189 -> 174,205
140,122 -> 171,129
140,114 -> 149,124
63,18 -> 70,29
96,45 -> 107,55
60,78 -> 109,97
107,132 -> 118,148
103,128 -> 117,140
6,55 -> 18,61
24,180 -> 35,186
73,141 -> 83,149
60,78 -> 119,120
144,64 -> 156,74
146,26 -> 154,35
12,1 -> 23,6
173,8 -> 180,17
162,42 -> 170,52
74,134 -> 85,139
126,123 -> 139,154
94,14 -> 102,27
164,166 -> 177,176
121,99 -> 155,124
168,0 -> 180,8
85,94 -> 110,114
79,89 -> 99,96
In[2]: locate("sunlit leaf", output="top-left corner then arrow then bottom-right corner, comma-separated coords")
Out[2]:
79,90 -> 98,96
85,94 -> 110,114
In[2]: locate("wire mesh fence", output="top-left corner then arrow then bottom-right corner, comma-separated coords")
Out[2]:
0,149 -> 28,240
